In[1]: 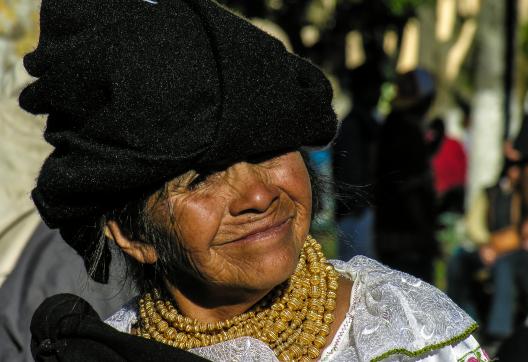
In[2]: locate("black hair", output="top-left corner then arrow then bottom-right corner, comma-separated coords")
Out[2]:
70,150 -> 324,294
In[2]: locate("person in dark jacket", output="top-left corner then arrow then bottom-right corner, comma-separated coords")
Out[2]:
374,68 -> 438,283
332,64 -> 383,260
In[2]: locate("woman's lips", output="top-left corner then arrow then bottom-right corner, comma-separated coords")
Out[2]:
219,217 -> 293,247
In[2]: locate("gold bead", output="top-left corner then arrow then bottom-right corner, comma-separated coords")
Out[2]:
165,327 -> 177,339
156,320 -> 168,332
279,351 -> 293,362
211,335 -> 220,345
269,310 -> 280,319
307,345 -> 321,359
280,309 -> 293,321
306,310 -> 320,321
302,320 -> 317,333
288,344 -> 303,358
328,280 -> 339,291
151,330 -> 161,340
271,302 -> 285,311
325,299 -> 336,311
327,290 -> 337,300
298,331 -> 314,345
309,266 -> 321,274
319,323 -> 330,336
267,329 -> 278,341
310,274 -> 320,285
313,334 -> 327,349
310,285 -> 321,298
291,317 -> 302,328
273,320 -> 287,332
287,298 -> 303,311
323,313 -> 335,324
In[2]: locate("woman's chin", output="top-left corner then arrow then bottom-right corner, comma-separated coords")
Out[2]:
236,245 -> 301,291
202,232 -> 305,292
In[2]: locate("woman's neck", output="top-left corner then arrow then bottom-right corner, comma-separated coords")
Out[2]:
164,279 -> 272,323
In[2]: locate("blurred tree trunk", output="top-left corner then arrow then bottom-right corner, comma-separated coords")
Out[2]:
467,0 -> 505,205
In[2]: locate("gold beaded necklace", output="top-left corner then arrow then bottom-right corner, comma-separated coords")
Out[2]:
136,235 -> 339,362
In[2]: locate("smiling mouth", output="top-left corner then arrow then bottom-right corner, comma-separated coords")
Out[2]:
220,217 -> 293,247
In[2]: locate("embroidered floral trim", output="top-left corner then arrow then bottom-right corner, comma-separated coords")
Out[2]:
457,345 -> 491,362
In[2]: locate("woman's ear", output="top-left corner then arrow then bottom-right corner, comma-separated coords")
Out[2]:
105,220 -> 158,264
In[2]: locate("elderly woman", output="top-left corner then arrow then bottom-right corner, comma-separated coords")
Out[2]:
22,0 -> 487,361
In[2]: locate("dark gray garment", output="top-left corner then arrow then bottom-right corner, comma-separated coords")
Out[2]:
0,222 -> 135,362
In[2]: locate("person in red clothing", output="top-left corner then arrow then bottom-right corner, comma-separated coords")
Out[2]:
427,118 -> 467,213
430,118 -> 467,195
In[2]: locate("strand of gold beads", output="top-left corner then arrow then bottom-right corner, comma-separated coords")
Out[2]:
136,235 -> 339,362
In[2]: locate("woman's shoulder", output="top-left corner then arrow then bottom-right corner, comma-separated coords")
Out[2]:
328,256 -> 483,361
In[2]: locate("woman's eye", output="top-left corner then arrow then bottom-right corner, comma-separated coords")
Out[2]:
187,169 -> 221,190
187,173 -> 208,190
248,151 -> 280,165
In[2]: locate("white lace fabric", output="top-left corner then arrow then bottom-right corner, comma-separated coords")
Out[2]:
327,257 -> 477,361
105,256 -> 478,362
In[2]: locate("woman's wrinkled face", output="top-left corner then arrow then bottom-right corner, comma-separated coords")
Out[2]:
149,151 -> 312,293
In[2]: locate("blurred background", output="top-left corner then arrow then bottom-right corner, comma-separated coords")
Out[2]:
3,0 -> 528,360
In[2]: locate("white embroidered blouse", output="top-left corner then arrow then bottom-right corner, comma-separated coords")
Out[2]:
105,256 -> 489,362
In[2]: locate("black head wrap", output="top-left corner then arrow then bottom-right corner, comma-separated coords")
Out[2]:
20,0 -> 337,280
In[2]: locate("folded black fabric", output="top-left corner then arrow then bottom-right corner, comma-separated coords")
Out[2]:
31,294 -> 209,362
19,0 -> 337,230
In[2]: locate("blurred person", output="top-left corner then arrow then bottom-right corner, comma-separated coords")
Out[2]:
507,114 -> 528,162
332,63 -> 383,260
485,216 -> 528,339
427,118 -> 467,214
508,116 -> 528,214
448,160 -> 528,343
374,68 -> 439,283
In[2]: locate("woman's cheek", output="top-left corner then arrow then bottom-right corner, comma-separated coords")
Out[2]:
275,160 -> 311,210
172,193 -> 225,252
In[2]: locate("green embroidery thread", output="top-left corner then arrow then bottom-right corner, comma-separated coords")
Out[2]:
370,322 -> 479,362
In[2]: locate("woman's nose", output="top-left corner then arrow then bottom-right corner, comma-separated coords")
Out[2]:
228,164 -> 280,216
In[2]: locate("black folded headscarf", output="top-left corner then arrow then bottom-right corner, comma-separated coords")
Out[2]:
20,0 -> 337,230
31,294 -> 209,361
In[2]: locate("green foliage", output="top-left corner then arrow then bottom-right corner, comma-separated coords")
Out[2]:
521,23 -> 528,57
377,82 -> 396,117
383,0 -> 432,16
